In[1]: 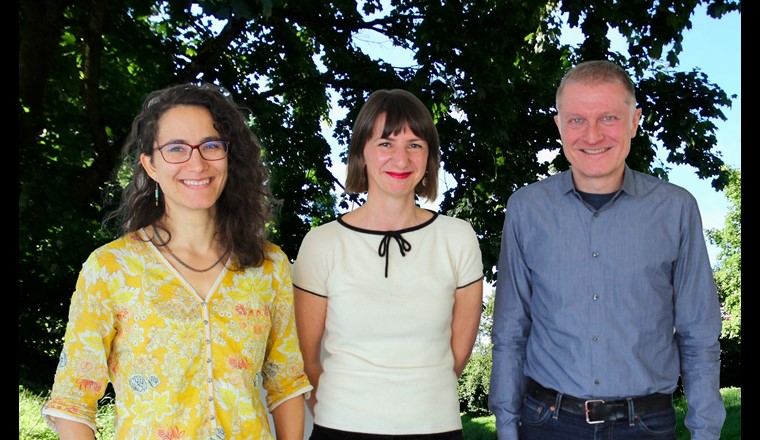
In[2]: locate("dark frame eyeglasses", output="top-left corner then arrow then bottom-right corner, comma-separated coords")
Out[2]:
155,140 -> 230,163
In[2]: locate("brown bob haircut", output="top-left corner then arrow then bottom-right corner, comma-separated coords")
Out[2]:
344,89 -> 441,201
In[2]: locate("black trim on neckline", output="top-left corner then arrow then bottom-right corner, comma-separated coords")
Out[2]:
336,209 -> 439,278
336,209 -> 439,235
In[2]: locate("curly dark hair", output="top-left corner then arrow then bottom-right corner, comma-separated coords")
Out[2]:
105,83 -> 275,268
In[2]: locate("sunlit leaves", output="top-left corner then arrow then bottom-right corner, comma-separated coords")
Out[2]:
19,0 -> 740,387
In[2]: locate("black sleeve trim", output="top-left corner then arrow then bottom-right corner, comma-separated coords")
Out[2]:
293,284 -> 327,298
457,276 -> 484,290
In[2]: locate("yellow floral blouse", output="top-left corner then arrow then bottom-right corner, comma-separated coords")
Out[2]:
42,230 -> 312,439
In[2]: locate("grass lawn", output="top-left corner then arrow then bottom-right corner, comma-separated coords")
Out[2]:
19,386 -> 739,439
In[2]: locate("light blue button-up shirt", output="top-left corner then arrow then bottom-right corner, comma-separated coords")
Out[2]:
489,165 -> 725,440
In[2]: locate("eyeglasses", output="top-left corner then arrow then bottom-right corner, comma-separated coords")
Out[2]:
155,140 -> 230,164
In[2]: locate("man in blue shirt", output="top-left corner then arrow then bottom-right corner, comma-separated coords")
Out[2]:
489,60 -> 725,439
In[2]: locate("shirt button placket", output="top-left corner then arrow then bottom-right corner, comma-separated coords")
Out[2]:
201,300 -> 218,431
588,210 -> 603,393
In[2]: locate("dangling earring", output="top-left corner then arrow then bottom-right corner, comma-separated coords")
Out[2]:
422,172 -> 428,188
155,182 -> 160,207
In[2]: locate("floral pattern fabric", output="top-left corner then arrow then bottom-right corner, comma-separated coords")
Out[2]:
42,230 -> 311,439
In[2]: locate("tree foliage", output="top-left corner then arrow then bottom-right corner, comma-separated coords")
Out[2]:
19,0 -> 740,388
708,167 -> 741,340
458,290 -> 495,416
706,166 -> 741,387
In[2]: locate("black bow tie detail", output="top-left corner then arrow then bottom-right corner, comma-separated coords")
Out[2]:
377,232 -> 412,278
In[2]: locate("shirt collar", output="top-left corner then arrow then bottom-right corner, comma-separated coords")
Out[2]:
559,164 -> 637,197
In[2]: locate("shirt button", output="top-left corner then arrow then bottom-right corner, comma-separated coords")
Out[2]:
594,212 -> 599,217
594,379 -> 600,385
593,336 -> 599,341
206,339 -> 211,344
593,294 -> 599,301
592,251 -> 599,257
207,358 -> 212,363
209,397 -> 214,402
204,320 -> 208,324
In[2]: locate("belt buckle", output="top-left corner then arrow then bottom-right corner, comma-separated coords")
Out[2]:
584,399 -> 606,424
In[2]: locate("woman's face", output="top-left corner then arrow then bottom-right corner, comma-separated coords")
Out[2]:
140,105 -> 229,216
363,113 -> 429,202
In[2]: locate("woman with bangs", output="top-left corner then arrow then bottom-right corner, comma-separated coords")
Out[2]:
293,89 -> 484,439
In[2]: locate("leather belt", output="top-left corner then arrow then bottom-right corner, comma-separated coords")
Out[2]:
527,379 -> 673,424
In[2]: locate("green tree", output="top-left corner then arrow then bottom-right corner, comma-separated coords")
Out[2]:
458,290 -> 494,416
19,0 -> 740,389
707,166 -> 741,387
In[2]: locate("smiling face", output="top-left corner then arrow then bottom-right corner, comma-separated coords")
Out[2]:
140,104 -> 228,217
554,80 -> 642,193
364,113 -> 429,202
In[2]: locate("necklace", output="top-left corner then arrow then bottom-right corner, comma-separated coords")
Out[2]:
151,224 -> 227,273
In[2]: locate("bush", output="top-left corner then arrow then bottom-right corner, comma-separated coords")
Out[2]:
458,347 -> 492,416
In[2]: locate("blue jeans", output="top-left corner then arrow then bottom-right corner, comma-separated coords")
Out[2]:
519,394 -> 677,439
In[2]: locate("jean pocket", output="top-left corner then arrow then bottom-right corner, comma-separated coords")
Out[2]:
520,394 -> 554,427
634,407 -> 677,436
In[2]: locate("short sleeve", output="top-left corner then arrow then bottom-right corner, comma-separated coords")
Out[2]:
261,244 -> 313,409
451,218 -> 484,288
291,223 -> 335,297
41,250 -> 119,432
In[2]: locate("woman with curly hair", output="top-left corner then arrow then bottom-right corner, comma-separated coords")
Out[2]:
42,83 -> 312,439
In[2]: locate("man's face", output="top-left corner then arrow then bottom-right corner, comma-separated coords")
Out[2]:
554,81 -> 641,193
